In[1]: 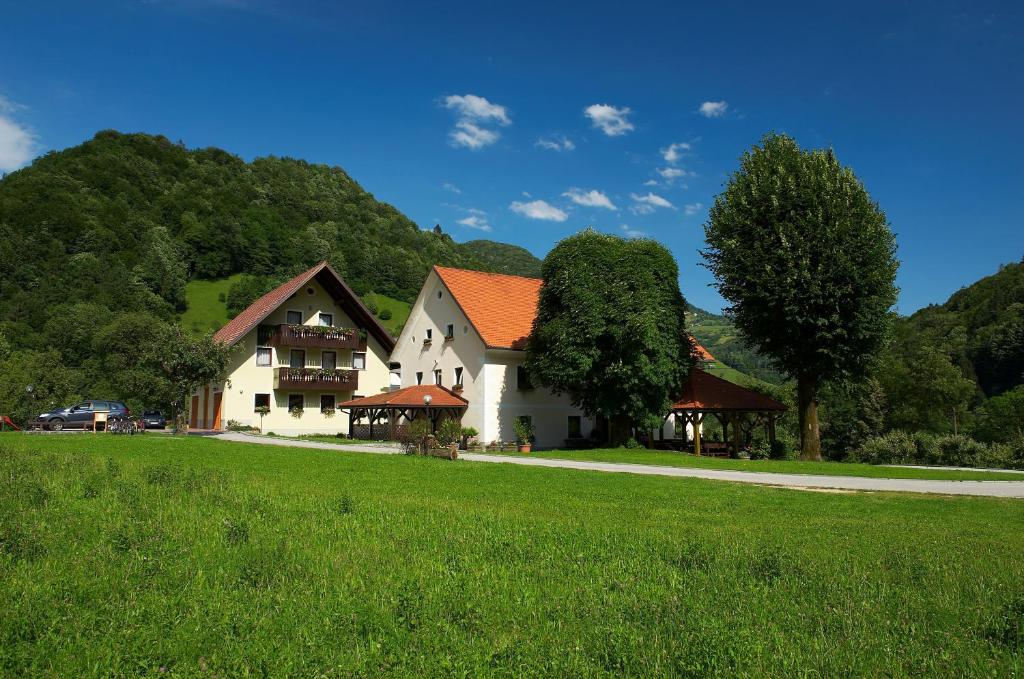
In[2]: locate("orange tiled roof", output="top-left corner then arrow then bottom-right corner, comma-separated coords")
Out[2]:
434,266 -> 715,358
672,369 -> 786,412
434,266 -> 543,350
212,261 -> 394,351
337,384 -> 468,409
695,343 -> 716,362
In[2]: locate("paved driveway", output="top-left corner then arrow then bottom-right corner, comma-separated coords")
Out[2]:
212,433 -> 1024,498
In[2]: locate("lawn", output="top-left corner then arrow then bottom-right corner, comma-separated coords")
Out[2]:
491,447 -> 1024,481
363,291 -> 411,335
180,274 -> 242,335
2,433 -> 1023,675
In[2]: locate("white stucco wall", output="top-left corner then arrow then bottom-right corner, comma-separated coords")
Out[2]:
190,277 -> 392,435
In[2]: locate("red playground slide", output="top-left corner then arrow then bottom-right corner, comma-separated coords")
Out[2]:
0,415 -> 21,431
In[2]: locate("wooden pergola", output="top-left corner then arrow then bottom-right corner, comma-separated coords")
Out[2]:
337,384 -> 468,440
663,369 -> 787,457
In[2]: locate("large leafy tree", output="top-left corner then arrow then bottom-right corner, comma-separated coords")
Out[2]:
703,133 -> 898,460
526,230 -> 693,444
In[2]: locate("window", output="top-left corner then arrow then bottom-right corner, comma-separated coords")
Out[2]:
445,324 -> 455,340
434,369 -> 442,385
425,328 -> 433,340
416,371 -> 423,385
256,347 -> 272,366
322,351 -> 337,371
289,349 -> 306,368
256,324 -> 274,345
318,312 -> 333,327
352,352 -> 366,370
568,416 -> 582,439
320,394 -> 336,412
254,394 -> 270,411
454,366 -> 464,386
517,365 -> 533,390
288,394 -> 304,412
287,310 -> 303,324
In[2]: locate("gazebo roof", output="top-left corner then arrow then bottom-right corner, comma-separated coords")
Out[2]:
672,369 -> 786,412
337,384 -> 468,410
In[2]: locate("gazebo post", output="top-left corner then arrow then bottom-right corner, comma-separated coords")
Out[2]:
693,412 -> 702,456
767,414 -> 777,445
731,412 -> 743,458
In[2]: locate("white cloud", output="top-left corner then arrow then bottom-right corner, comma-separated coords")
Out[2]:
698,101 -> 728,118
457,215 -> 493,232
443,93 -> 510,150
442,182 -> 461,194
0,96 -> 38,173
444,94 -> 511,125
661,142 -> 691,164
449,120 -> 499,150
643,179 -> 659,187
657,167 -> 686,180
620,224 -> 648,239
562,188 -> 616,210
535,134 -> 575,152
584,103 -> 634,136
630,192 -> 675,214
684,202 -> 704,216
509,199 -> 568,222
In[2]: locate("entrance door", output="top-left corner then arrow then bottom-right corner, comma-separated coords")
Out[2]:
202,386 -> 210,428
212,392 -> 223,430
190,395 -> 199,429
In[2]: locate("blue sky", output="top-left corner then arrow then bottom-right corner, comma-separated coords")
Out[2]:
1,0 -> 1021,314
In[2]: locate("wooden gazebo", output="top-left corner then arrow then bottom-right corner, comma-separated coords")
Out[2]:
665,369 -> 787,457
337,385 -> 468,440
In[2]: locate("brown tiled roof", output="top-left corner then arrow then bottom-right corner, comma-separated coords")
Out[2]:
433,265 -> 716,359
672,369 -> 786,412
337,384 -> 468,409
211,261 -> 395,352
434,266 -> 542,350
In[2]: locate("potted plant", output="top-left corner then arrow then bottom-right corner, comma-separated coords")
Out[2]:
255,404 -> 270,433
514,418 -> 535,453
459,426 -> 478,450
289,405 -> 303,419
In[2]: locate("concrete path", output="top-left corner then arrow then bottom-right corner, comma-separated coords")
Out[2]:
211,433 -> 1024,498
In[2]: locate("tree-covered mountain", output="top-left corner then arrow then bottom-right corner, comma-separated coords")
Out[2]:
686,305 -> 785,384
461,240 -> 543,278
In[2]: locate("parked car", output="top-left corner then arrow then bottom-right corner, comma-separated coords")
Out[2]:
31,400 -> 130,431
142,410 -> 167,429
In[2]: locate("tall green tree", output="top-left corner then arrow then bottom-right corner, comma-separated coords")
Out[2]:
703,133 -> 898,460
526,230 -> 693,444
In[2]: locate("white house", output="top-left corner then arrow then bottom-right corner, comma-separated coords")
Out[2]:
189,262 -> 395,435
389,266 -> 597,448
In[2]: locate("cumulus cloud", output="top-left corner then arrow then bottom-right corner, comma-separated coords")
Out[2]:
620,224 -> 648,239
584,103 -> 634,136
684,202 -> 704,216
442,182 -> 461,194
443,93 -> 510,149
444,94 -> 511,125
457,215 -> 493,232
657,167 -> 686,180
643,179 -> 659,187
510,199 -> 568,222
630,192 -> 675,215
698,100 -> 728,118
449,120 -> 499,150
0,96 -> 38,173
535,135 -> 575,152
562,188 -> 616,210
661,142 -> 691,164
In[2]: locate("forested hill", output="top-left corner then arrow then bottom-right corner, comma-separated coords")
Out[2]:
0,130 -> 542,349
686,305 -> 785,385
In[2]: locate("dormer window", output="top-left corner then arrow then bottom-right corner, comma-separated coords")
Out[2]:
424,328 -> 433,346
444,324 -> 455,340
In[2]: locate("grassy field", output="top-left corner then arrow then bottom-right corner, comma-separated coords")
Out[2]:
180,274 -> 241,335
363,292 -> 411,335
2,433 -> 1023,675
488,447 -> 1024,481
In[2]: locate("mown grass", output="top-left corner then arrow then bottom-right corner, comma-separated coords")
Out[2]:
2,433 -> 1023,676
363,292 -> 411,335
490,447 -> 1024,481
180,274 -> 242,335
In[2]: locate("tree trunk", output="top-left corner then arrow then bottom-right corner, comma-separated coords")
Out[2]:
609,414 -> 632,447
797,375 -> 821,461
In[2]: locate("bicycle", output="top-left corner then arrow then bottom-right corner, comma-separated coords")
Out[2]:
107,415 -> 138,435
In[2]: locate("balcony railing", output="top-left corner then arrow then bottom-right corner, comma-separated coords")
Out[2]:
274,367 -> 359,391
267,324 -> 365,350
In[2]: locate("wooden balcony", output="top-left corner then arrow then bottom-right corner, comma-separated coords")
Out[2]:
274,367 -> 359,391
267,324 -> 365,350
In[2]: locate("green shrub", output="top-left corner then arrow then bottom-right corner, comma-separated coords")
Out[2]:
749,441 -> 771,460
849,431 -> 1023,469
435,418 -> 462,447
379,308 -> 393,321
365,298 -> 379,315
847,430 -> 918,465
624,437 -> 643,449
769,440 -> 790,460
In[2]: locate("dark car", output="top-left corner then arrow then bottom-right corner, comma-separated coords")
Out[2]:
142,410 -> 167,429
32,400 -> 130,431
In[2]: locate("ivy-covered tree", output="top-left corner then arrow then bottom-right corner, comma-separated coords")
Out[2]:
703,133 -> 898,460
526,230 -> 693,445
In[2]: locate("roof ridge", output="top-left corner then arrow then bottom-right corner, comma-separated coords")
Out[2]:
433,264 -> 542,284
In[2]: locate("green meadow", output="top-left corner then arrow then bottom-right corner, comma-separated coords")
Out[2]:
2,433 -> 1023,676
